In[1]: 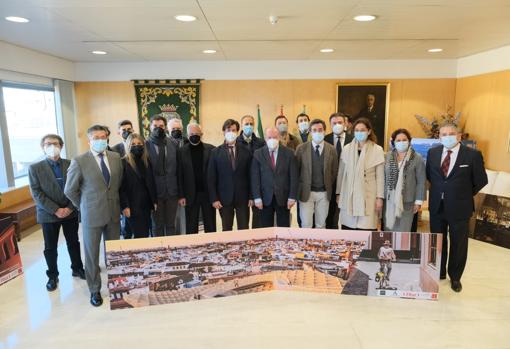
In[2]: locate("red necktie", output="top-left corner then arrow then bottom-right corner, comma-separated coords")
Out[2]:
270,151 -> 276,170
441,150 -> 452,177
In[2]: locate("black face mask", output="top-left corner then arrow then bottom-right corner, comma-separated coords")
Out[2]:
171,129 -> 183,139
130,145 -> 144,157
122,129 -> 133,140
152,127 -> 166,139
189,135 -> 201,145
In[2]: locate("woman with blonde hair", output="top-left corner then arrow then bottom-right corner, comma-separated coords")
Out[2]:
336,118 -> 385,230
119,133 -> 157,238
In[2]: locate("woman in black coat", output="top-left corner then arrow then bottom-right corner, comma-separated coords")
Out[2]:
119,133 -> 157,238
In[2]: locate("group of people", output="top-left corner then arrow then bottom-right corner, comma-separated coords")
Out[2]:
28,110 -> 488,307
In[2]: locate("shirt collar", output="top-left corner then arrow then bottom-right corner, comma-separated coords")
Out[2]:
91,149 -> 105,157
46,157 -> 61,166
443,142 -> 461,155
311,141 -> 324,149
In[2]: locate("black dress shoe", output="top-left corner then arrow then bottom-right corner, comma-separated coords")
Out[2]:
440,274 -> 447,280
72,269 -> 86,280
46,277 -> 58,291
90,292 -> 103,307
451,280 -> 462,293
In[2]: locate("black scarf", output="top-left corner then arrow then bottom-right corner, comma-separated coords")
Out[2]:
386,147 -> 415,191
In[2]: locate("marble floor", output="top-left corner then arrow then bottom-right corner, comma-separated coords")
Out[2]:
1,224 -> 510,349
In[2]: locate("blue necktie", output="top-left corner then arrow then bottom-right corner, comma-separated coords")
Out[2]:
98,153 -> 110,185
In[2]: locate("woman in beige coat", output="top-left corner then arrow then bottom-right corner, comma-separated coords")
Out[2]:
336,118 -> 385,230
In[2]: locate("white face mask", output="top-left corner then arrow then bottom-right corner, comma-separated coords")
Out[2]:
298,121 -> 309,133
332,124 -> 344,135
224,131 -> 237,143
44,144 -> 61,158
266,138 -> 279,150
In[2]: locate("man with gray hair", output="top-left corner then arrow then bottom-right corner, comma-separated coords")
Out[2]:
167,117 -> 186,233
178,123 -> 216,233
426,122 -> 487,293
64,125 -> 123,307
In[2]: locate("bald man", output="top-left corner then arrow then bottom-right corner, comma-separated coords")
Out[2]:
251,127 -> 298,227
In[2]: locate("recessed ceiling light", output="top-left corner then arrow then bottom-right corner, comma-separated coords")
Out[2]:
320,48 -> 334,53
428,48 -> 443,53
175,15 -> 197,22
353,15 -> 376,22
202,49 -> 217,54
91,50 -> 107,55
5,16 -> 29,23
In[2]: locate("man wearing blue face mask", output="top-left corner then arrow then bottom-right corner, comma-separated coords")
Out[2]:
237,115 -> 265,228
64,125 -> 123,307
426,122 -> 488,293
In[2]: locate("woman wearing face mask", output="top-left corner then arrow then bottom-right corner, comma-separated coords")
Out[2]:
119,133 -> 157,238
383,129 -> 426,232
336,118 -> 385,230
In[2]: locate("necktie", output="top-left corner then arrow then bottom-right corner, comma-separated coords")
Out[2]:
315,144 -> 320,157
98,153 -> 111,185
336,135 -> 342,156
441,150 -> 452,177
270,150 -> 276,170
228,146 -> 236,170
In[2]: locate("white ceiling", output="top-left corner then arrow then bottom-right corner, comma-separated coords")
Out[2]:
1,0 -> 510,62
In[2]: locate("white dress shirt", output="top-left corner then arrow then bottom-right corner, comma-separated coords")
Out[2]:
311,140 -> 324,155
91,149 -> 111,172
440,142 -> 460,176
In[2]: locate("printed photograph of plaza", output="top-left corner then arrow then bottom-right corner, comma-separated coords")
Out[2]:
105,228 -> 441,310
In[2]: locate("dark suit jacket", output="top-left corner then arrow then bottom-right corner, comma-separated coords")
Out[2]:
237,132 -> 265,155
357,107 -> 384,146
251,145 -> 298,207
208,142 -> 252,206
324,132 -> 354,158
28,158 -> 77,223
179,142 -> 214,205
426,144 -> 488,221
111,142 -> 126,158
146,138 -> 180,199
119,158 -> 157,214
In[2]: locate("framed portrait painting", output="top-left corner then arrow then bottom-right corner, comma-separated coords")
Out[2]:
337,83 -> 390,148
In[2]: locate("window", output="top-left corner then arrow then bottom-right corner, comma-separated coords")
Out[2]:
0,83 -> 59,188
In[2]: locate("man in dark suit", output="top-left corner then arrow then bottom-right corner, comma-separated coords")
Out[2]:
426,122 -> 488,293
179,123 -> 216,234
325,112 -> 353,229
28,134 -> 85,292
146,114 -> 180,236
208,119 -> 253,231
237,114 -> 265,229
251,127 -> 298,227
111,119 -> 134,157
357,93 -> 384,147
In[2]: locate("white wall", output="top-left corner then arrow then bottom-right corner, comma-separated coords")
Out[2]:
457,45 -> 510,78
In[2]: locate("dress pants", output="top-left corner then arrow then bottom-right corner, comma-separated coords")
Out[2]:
152,197 -> 178,236
430,201 -> 469,281
299,191 -> 329,228
121,214 -> 132,239
82,221 -> 120,293
325,192 -> 340,229
251,206 -> 262,229
185,192 -> 216,234
41,216 -> 83,278
261,196 -> 290,227
127,209 -> 152,239
219,202 -> 250,231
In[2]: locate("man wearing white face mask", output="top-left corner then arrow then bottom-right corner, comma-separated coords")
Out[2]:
295,113 -> 311,143
65,125 -> 123,307
208,119 -> 253,231
325,112 -> 354,229
426,122 -> 487,293
251,127 -> 298,227
28,134 -> 85,292
295,119 -> 338,229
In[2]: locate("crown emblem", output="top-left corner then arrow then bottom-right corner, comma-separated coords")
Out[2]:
159,104 -> 178,113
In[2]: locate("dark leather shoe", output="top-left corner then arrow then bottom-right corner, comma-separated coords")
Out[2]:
90,292 -> 103,307
451,280 -> 462,292
46,277 -> 58,291
440,274 -> 447,280
72,269 -> 86,280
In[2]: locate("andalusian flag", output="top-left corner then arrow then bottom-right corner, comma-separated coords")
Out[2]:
257,104 -> 264,138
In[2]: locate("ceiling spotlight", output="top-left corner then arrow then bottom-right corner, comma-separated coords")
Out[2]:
5,16 -> 29,23
320,48 -> 334,53
175,15 -> 197,22
353,15 -> 376,22
203,49 -> 216,54
91,50 -> 107,55
428,48 -> 443,53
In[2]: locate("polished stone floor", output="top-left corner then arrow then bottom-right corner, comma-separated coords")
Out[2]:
1,224 -> 510,349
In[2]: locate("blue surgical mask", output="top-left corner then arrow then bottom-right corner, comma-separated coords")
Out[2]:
312,132 -> 324,143
243,125 -> 253,137
91,139 -> 108,153
298,121 -> 309,133
354,131 -> 368,142
224,131 -> 237,143
394,141 -> 409,153
277,124 -> 288,133
441,135 -> 458,149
